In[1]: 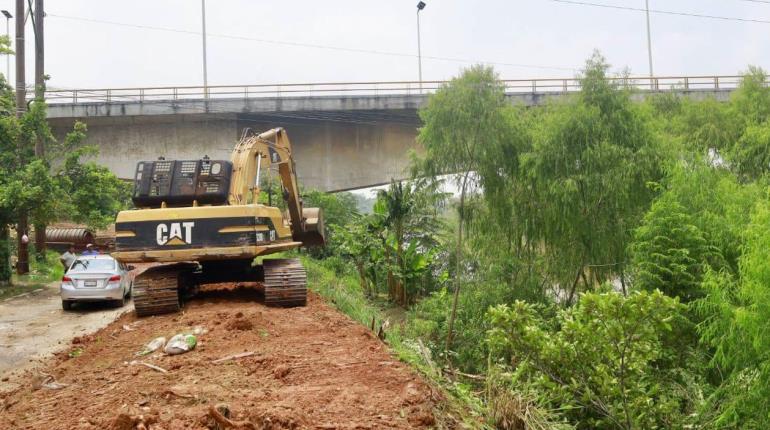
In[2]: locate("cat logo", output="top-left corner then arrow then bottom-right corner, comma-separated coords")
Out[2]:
156,222 -> 195,246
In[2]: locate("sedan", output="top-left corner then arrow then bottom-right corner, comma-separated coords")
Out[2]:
60,255 -> 135,310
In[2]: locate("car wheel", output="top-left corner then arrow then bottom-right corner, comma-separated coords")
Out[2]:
112,296 -> 127,308
62,300 -> 73,311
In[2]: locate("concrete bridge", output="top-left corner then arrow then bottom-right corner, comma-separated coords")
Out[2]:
44,76 -> 739,192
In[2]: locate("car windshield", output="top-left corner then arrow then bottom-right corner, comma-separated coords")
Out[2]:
69,259 -> 116,272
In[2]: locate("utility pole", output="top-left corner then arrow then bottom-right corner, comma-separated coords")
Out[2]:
14,0 -> 27,275
201,0 -> 208,98
33,0 -> 45,257
2,10 -> 11,81
645,0 -> 654,81
34,0 -> 43,101
416,1 -> 426,93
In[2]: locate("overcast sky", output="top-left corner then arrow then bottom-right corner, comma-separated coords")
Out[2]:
0,0 -> 767,89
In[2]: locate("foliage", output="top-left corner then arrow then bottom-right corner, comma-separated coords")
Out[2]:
695,198 -> 770,428
521,53 -> 663,301
630,198 -> 721,302
301,189 -> 359,258
416,64 -> 518,355
0,101 -> 130,279
304,58 -> 770,429
57,125 -> 132,229
488,291 -> 699,429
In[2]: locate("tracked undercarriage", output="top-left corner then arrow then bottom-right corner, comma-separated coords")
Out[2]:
132,259 -> 307,317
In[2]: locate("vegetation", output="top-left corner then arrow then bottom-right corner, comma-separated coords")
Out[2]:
0,54 -> 130,285
302,53 -> 770,429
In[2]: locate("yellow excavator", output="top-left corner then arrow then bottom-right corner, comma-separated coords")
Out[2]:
112,127 -> 324,316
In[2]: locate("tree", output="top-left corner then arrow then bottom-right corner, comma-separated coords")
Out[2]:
630,198 -> 721,302
488,291 -> 698,429
696,199 -> 770,428
416,64 -> 516,358
372,180 -> 443,306
521,52 -> 662,302
55,122 -> 132,230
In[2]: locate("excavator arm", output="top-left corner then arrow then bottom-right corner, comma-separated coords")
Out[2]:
229,127 -> 325,247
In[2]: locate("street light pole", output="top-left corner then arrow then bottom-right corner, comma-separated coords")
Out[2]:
645,0 -> 654,79
201,0 -> 208,98
1,10 -> 10,81
14,0 -> 27,275
416,1 -> 426,93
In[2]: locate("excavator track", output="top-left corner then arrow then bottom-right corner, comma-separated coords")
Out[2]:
133,263 -> 198,317
263,259 -> 307,307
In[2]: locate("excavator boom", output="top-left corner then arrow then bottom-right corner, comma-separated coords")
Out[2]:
229,128 -> 324,246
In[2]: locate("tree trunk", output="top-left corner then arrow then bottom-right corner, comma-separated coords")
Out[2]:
445,173 -> 469,361
567,266 -> 583,306
356,262 -> 367,296
0,225 -> 11,285
396,223 -> 406,307
16,217 -> 29,275
619,266 -> 627,296
384,246 -> 395,301
34,223 -> 46,261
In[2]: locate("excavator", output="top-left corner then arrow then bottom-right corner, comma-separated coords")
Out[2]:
112,127 -> 325,317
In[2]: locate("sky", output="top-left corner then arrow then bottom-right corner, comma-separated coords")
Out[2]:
0,0 -> 767,90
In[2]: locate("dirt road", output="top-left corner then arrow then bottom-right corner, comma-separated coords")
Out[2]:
0,282 -> 130,383
0,284 -> 440,429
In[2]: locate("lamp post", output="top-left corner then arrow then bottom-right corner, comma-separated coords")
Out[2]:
645,0 -> 654,82
416,1 -> 426,93
201,0 -> 208,98
1,10 -> 11,81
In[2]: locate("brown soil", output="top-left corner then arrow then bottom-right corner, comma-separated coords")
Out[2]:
0,285 -> 440,429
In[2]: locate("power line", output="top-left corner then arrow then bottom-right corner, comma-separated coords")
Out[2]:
546,0 -> 770,24
46,13 -> 578,72
735,0 -> 770,4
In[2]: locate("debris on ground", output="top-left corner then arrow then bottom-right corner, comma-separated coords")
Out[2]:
211,351 -> 257,364
31,373 -> 68,390
137,336 -> 166,356
129,360 -> 169,374
109,411 -> 158,430
164,333 -> 197,355
0,288 -> 438,428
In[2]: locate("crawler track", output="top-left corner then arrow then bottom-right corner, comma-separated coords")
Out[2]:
133,263 -> 197,317
263,258 -> 307,307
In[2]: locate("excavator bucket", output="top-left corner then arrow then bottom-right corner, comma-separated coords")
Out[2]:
295,207 -> 325,248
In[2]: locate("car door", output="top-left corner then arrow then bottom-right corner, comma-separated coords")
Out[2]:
119,262 -> 128,295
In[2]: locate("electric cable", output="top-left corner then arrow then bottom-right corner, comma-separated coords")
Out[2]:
546,0 -> 770,24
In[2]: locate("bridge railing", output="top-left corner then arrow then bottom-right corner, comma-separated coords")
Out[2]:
41,75 -> 745,104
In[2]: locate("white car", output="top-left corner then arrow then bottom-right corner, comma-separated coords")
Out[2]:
60,255 -> 134,310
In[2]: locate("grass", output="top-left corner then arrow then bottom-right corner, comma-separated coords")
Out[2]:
0,250 -> 64,300
0,282 -> 47,300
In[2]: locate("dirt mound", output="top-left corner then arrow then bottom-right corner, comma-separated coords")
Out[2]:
226,313 -> 254,331
0,289 -> 438,429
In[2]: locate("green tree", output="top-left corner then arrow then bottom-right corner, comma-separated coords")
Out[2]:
416,64 -> 516,357
51,122 -> 131,230
522,52 -> 662,301
372,180 -> 443,306
488,291 -> 698,429
696,198 -> 770,428
630,198 -> 721,302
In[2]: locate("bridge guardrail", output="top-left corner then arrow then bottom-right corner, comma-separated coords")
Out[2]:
39,75 -> 745,104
